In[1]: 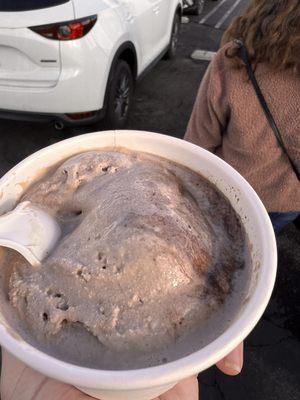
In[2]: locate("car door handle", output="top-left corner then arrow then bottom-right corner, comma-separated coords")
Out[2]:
153,5 -> 160,14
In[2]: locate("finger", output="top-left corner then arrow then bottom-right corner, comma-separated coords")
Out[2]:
61,386 -> 98,400
1,350 -> 27,400
216,342 -> 243,376
157,376 -> 199,400
1,351 -> 93,400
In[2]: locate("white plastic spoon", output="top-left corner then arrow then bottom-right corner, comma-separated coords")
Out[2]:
0,201 -> 61,266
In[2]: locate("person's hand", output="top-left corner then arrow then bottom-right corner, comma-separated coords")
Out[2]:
153,342 -> 243,400
1,343 -> 243,400
1,350 -> 89,400
216,341 -> 244,376
1,350 -> 197,400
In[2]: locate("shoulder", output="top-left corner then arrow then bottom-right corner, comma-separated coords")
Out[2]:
204,42 -> 238,99
211,41 -> 238,73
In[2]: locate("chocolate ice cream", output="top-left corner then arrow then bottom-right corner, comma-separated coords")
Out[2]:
4,149 -> 250,369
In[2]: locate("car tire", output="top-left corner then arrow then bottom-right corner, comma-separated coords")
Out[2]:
189,0 -> 205,16
104,60 -> 134,129
164,13 -> 181,60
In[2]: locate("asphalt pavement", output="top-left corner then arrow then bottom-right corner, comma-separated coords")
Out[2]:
0,1 -> 299,399
199,0 -> 248,30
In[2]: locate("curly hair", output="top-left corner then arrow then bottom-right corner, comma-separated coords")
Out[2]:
221,0 -> 300,72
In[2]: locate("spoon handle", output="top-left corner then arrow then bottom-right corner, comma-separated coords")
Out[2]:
0,202 -> 61,266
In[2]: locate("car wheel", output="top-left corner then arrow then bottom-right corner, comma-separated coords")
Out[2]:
104,60 -> 134,129
164,13 -> 181,60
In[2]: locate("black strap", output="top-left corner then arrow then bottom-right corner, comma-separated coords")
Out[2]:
235,39 -> 300,180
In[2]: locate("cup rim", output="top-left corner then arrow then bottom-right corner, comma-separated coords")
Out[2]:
0,130 -> 277,390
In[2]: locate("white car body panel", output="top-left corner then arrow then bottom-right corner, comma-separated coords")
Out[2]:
0,2 -> 74,89
149,0 -> 175,55
0,28 -> 62,88
118,0 -> 159,70
71,0 -> 114,18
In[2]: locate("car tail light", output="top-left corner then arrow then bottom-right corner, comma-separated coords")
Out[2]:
66,111 -> 97,120
29,15 -> 97,41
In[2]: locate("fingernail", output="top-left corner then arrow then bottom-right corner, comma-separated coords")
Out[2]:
224,361 -> 242,374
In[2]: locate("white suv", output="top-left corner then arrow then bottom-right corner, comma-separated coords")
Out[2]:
0,0 -> 182,129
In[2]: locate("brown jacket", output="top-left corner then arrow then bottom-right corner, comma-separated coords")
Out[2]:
185,43 -> 300,212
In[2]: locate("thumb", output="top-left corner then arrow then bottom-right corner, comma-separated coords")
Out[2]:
216,342 -> 243,376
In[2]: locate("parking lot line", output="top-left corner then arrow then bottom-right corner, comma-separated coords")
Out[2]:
199,0 -> 228,24
191,49 -> 216,61
215,0 -> 243,28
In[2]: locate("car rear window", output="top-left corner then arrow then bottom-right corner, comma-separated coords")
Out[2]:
0,1 -> 70,12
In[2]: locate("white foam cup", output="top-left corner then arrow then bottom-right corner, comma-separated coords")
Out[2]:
0,131 -> 277,400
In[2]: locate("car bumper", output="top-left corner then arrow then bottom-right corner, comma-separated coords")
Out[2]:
0,108 -> 106,127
